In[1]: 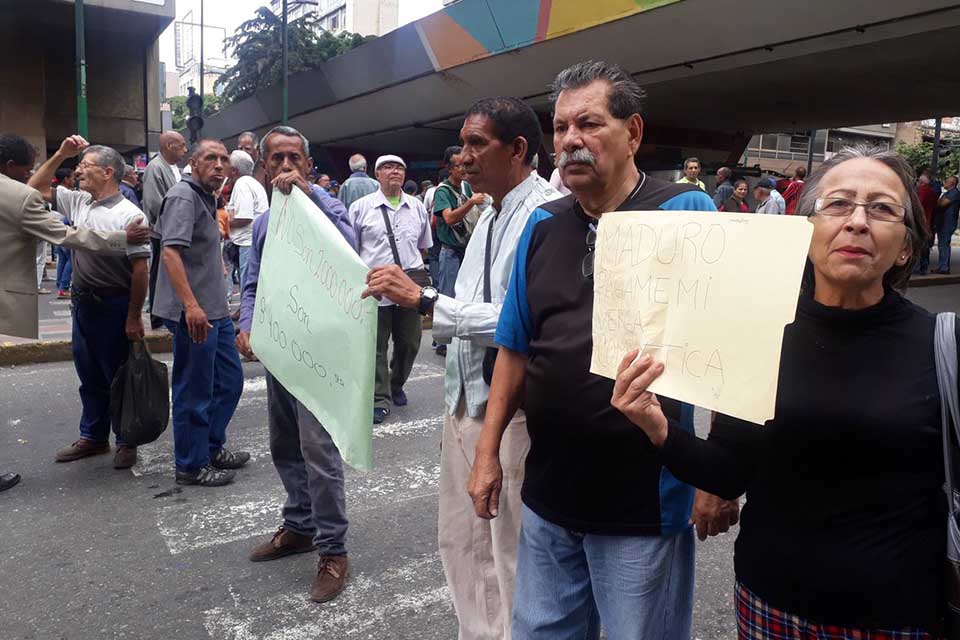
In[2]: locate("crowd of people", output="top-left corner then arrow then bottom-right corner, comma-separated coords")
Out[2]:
0,57 -> 955,639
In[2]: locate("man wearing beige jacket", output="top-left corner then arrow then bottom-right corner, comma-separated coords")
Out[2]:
0,132 -> 149,492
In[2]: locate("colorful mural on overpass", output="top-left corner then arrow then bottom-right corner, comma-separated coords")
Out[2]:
415,0 -> 682,72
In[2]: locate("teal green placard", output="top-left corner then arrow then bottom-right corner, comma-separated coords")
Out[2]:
250,189 -> 377,471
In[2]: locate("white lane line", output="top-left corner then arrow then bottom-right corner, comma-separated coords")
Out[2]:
157,465 -> 440,555
202,554 -> 452,640
132,424 -> 271,478
373,415 -> 442,438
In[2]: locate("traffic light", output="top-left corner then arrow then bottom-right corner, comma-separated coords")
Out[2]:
185,87 -> 204,143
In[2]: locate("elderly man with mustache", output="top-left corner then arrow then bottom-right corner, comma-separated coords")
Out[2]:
468,61 -> 725,639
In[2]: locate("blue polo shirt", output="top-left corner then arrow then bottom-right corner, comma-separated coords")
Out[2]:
496,175 -> 716,535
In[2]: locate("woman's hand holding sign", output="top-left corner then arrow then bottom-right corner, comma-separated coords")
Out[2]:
611,349 -> 669,447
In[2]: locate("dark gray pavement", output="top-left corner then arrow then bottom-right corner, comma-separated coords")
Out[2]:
0,283 -> 957,639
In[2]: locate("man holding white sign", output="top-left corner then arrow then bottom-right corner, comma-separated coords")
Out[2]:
238,126 -> 359,604
468,61 -> 729,639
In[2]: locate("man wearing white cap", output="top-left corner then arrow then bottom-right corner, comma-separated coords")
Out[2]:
348,155 -> 434,424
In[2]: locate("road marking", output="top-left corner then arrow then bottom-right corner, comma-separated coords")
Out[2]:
202,554 -> 452,640
374,415 -> 443,438
156,463 -> 440,555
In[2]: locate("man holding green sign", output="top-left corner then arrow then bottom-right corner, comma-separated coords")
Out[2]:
239,126 -> 366,605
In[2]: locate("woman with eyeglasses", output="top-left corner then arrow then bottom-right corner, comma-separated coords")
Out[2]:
612,146 -> 947,638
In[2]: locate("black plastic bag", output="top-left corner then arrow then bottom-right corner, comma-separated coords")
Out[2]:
111,341 -> 170,447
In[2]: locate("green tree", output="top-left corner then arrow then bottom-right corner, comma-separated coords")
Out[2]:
218,7 -> 374,105
168,93 -> 222,131
895,140 -> 959,180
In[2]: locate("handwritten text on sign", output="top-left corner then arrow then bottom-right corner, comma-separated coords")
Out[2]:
590,211 -> 813,425
251,189 -> 378,470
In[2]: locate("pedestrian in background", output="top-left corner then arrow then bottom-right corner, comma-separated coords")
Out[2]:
143,130 -> 187,329
781,166 -> 806,214
713,166 -> 734,208
338,153 -> 379,211
349,154 -> 432,424
225,149 -> 268,292
53,167 -> 75,297
615,146 -> 943,639
238,125 -> 356,605
29,137 -> 150,470
720,179 -> 751,213
754,178 -> 785,214
120,164 -> 140,208
676,156 -> 706,190
153,139 -> 249,487
933,175 -> 960,274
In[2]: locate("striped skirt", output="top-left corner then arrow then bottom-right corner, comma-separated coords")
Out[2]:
736,582 -> 941,640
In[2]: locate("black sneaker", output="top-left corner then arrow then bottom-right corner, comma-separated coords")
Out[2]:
175,465 -> 236,487
211,447 -> 251,470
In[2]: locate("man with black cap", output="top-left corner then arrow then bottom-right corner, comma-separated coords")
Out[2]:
348,154 -> 433,423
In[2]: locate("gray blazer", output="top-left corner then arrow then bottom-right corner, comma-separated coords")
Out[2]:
142,154 -> 178,226
0,174 -> 127,339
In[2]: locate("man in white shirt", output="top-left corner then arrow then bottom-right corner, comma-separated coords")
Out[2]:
226,149 -> 269,290
348,154 -> 432,424
28,136 -> 151,470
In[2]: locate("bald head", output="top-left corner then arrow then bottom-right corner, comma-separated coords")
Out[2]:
348,153 -> 367,173
159,131 -> 187,165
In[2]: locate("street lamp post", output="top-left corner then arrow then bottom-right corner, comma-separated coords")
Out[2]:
75,0 -> 88,138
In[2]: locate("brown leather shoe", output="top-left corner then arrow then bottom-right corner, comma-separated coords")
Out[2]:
310,555 -> 349,603
113,446 -> 137,469
55,438 -> 110,462
249,527 -> 316,562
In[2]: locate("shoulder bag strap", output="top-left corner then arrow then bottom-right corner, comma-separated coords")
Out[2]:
935,312 -> 960,516
482,214 -> 495,303
379,204 -> 402,268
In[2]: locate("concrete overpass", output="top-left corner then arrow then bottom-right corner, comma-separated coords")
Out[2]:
203,0 -> 960,176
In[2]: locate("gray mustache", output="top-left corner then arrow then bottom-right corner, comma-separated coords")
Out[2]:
557,148 -> 596,169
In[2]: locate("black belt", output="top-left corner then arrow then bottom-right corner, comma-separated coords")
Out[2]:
71,286 -> 129,301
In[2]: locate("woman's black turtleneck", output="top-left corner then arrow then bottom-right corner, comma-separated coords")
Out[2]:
660,289 -> 946,632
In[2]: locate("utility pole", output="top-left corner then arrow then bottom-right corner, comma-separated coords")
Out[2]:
75,0 -> 88,137
282,0 -> 288,124
199,0 -> 205,139
806,129 -> 817,177
932,117 -> 943,175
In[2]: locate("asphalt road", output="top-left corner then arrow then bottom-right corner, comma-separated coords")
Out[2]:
1,284 -> 957,640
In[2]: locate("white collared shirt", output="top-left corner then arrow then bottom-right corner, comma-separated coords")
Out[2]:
348,189 -> 433,307
432,172 -> 558,417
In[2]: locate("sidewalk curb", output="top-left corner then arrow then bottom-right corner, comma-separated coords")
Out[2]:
0,333 -> 172,367
909,274 -> 960,288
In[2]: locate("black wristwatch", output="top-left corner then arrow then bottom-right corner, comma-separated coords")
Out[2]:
418,286 -> 439,316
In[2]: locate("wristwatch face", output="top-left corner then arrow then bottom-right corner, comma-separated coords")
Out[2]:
422,287 -> 438,302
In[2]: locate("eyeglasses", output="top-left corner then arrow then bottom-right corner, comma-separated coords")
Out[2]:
76,161 -> 102,171
813,197 -> 907,223
582,224 -> 597,279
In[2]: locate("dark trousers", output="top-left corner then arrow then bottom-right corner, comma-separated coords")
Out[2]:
55,247 -> 72,291
375,305 -> 422,410
148,237 -> 161,316
266,373 -> 348,555
163,315 -> 243,472
72,293 -> 130,444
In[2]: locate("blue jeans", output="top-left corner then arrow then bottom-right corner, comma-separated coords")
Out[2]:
438,245 -> 463,298
72,293 -> 131,444
163,315 -> 244,473
56,247 -> 72,291
512,504 -> 695,640
937,208 -> 959,272
238,245 -> 251,293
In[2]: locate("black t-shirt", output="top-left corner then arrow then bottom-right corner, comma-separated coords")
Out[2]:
660,290 -> 947,632
495,175 -> 717,535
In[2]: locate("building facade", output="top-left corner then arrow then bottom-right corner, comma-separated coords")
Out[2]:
0,0 -> 173,158
269,0 -> 399,36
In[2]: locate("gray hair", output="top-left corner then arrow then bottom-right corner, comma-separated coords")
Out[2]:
348,154 -> 367,172
229,149 -> 255,176
82,145 -> 124,185
260,125 -> 310,160
123,163 -> 136,175
238,131 -> 258,145
796,145 -> 927,291
549,60 -> 646,119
